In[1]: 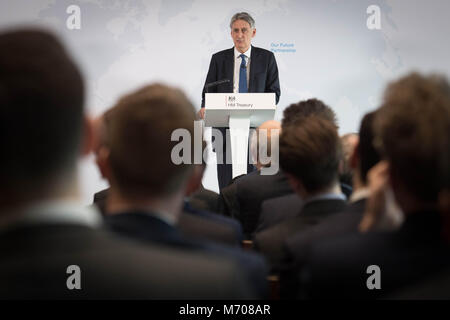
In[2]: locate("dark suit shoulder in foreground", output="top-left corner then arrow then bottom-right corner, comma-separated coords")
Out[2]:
254,199 -> 347,270
0,222 -> 253,299
285,198 -> 366,262
105,211 -> 268,298
93,188 -> 241,246
300,210 -> 450,299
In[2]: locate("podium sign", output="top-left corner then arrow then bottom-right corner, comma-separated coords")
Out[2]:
204,93 -> 276,127
204,93 -> 276,178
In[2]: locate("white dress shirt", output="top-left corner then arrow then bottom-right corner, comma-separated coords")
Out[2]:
233,46 -> 251,93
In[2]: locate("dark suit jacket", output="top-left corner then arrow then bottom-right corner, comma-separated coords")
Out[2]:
299,210 -> 450,299
256,184 -> 351,233
181,201 -> 243,246
218,173 -> 247,217
0,222 -> 253,299
105,211 -> 268,297
188,186 -> 220,213
285,198 -> 366,262
202,46 -> 281,108
256,193 -> 300,233
253,199 -> 348,271
387,267 -> 450,299
93,188 -> 241,246
93,188 -> 108,215
233,170 -> 293,238
279,198 -> 366,298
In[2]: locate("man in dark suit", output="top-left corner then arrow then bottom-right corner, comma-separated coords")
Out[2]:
0,29 -> 253,299
188,185 -> 220,213
198,12 -> 281,190
253,116 -> 347,270
256,193 -> 299,232
298,73 -> 450,299
92,115 -> 244,246
181,157 -> 244,244
93,187 -> 243,246
95,84 -> 268,297
278,110 -> 382,298
254,99 -> 340,233
219,120 -> 291,238
284,111 -> 382,260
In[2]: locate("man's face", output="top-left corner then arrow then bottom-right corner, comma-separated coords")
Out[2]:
231,19 -> 256,53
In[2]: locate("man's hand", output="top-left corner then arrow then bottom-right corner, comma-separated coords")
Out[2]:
197,107 -> 205,120
358,161 -> 390,233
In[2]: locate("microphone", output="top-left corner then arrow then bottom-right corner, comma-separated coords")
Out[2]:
205,79 -> 231,93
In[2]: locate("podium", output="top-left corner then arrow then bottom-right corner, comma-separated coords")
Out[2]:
204,93 -> 276,178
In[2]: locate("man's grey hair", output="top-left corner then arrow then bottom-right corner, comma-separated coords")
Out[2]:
230,12 -> 255,29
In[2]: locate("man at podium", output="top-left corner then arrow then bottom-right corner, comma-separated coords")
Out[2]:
199,12 -> 281,190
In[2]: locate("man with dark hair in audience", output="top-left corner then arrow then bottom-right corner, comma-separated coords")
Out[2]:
281,98 -> 338,127
278,110 -> 381,297
93,115 -> 244,246
255,98 -> 340,233
0,29 -> 254,299
95,83 -> 268,297
298,72 -> 450,299
387,126 -> 450,300
253,115 -> 347,270
284,111 -> 380,255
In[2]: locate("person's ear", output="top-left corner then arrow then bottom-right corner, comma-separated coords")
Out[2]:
285,172 -> 305,196
81,116 -> 94,157
184,165 -> 204,196
252,28 -> 256,38
350,142 -> 360,169
96,146 -> 111,181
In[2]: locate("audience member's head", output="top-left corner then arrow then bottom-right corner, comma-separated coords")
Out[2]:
92,114 -> 110,180
0,29 -> 87,207
356,111 -> 403,232
184,140 -> 208,197
339,133 -> 359,186
250,120 -> 281,171
375,72 -> 450,213
348,110 -> 382,192
282,98 -> 338,128
98,83 -> 197,206
355,111 -> 382,184
280,115 -> 341,197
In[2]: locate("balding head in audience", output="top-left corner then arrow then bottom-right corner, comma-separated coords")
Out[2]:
339,133 -> 359,187
250,120 -> 281,171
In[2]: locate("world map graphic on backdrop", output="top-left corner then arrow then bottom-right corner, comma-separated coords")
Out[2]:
6,0 -> 448,200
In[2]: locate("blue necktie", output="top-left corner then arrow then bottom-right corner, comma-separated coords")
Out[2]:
239,54 -> 248,93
